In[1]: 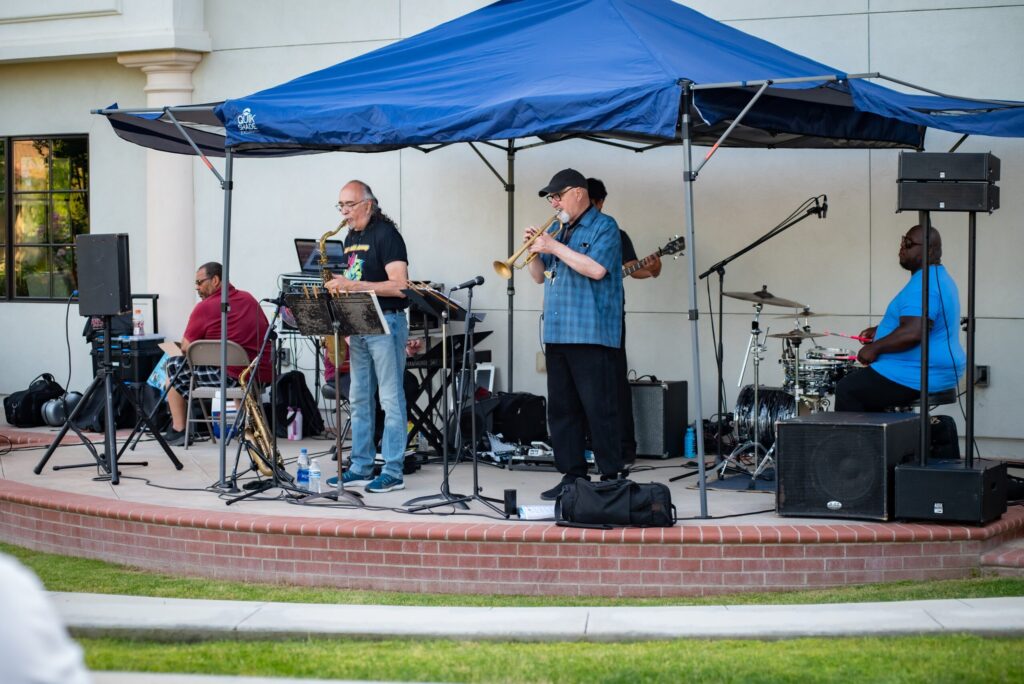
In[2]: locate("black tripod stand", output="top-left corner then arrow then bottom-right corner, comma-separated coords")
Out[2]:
407,278 -> 506,517
34,315 -> 182,484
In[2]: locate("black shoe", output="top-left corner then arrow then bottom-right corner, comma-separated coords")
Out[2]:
541,475 -> 588,501
600,468 -> 630,482
163,428 -> 186,446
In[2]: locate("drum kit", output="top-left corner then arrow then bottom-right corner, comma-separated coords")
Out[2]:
720,286 -> 859,481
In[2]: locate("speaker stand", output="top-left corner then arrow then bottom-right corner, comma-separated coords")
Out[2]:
33,316 -> 183,483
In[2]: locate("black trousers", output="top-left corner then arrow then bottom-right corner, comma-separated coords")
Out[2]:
834,367 -> 919,412
546,343 -> 623,478
613,326 -> 636,460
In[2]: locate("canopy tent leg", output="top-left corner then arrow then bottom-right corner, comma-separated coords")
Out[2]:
217,149 -> 234,488
506,142 -> 516,391
681,83 -> 710,519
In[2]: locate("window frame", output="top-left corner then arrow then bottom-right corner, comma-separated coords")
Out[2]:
2,133 -> 90,303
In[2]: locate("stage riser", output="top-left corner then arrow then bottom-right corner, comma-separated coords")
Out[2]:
1,481 -> 1020,597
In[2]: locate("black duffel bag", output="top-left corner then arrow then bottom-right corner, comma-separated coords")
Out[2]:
3,373 -> 65,427
555,478 -> 676,528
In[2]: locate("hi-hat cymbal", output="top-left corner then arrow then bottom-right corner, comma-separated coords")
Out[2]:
767,329 -> 821,340
723,285 -> 806,309
773,310 -> 835,319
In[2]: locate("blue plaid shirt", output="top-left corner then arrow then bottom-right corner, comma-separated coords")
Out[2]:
540,206 -> 623,348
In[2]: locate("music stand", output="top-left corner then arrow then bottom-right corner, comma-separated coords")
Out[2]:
402,284 -> 472,510
284,290 -> 389,506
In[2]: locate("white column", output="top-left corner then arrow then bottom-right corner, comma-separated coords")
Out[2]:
118,50 -> 204,340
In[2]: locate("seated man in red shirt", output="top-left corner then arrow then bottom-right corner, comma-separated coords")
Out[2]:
163,262 -> 272,446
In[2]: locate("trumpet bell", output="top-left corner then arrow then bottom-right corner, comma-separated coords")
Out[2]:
493,259 -> 514,279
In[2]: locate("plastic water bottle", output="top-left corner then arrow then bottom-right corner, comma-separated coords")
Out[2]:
308,458 -> 322,494
296,448 -> 310,490
685,424 -> 696,459
132,308 -> 145,336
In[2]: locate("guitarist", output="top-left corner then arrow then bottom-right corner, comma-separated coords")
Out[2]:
588,178 -> 661,464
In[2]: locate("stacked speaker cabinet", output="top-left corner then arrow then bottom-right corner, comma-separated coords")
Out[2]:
897,152 -> 1000,212
76,234 -> 132,317
630,380 -> 686,459
775,413 -> 919,521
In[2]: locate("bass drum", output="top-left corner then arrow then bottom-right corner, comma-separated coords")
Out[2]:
734,385 -> 796,449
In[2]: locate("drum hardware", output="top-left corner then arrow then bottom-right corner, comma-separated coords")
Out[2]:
718,302 -> 772,480
723,285 -> 806,310
772,309 -> 835,319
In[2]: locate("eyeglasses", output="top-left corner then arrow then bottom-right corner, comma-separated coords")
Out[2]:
334,199 -> 369,212
545,187 -> 575,203
900,236 -> 924,249
195,276 -> 213,287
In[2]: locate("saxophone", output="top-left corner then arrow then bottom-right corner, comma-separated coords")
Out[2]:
319,219 -> 348,368
238,361 -> 283,478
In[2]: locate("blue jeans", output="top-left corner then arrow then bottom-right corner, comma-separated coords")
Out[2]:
348,311 -> 409,479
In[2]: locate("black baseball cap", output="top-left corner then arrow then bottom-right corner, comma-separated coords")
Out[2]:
538,168 -> 587,197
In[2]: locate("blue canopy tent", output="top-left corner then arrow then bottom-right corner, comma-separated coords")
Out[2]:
99,0 -> 1024,509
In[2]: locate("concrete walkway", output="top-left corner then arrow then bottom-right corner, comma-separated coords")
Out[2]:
55,592 -> 1024,642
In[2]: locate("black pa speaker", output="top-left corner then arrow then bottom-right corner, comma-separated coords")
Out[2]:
76,234 -> 132,316
895,460 -> 1007,525
630,380 -> 686,459
897,181 -> 999,212
776,413 -> 919,521
898,152 -> 1000,183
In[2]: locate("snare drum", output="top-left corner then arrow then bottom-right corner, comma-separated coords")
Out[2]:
734,385 -> 796,449
783,350 -> 856,397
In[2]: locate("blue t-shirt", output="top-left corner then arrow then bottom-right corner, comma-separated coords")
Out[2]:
540,206 -> 623,348
871,264 -> 965,391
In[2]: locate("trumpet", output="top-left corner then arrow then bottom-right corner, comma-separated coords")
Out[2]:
494,210 -> 569,279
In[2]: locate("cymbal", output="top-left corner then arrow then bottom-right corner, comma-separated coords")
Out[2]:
773,310 -> 835,319
767,329 -> 821,340
723,286 -> 806,309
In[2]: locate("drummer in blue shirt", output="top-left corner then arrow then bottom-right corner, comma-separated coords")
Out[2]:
835,224 -> 966,412
525,168 -> 626,500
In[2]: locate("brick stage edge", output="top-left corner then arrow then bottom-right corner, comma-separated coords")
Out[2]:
1,479 -> 1021,597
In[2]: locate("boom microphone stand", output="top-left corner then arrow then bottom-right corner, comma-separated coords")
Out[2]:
697,195 -> 827,463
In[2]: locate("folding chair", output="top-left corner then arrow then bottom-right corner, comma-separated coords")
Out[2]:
184,340 -> 251,449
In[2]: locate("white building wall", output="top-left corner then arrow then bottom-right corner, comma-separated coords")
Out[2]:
1,0 -> 1021,455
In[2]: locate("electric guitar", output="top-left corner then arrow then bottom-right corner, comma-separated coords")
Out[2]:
623,236 -> 685,277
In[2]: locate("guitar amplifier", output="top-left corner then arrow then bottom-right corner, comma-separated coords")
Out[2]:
630,380 -> 686,459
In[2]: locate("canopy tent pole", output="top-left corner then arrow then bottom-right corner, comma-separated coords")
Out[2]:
680,82 -> 709,519
160,108 -> 237,489
506,141 -> 516,391
218,149 -> 234,488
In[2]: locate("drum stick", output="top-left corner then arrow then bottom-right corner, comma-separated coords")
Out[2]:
824,329 -> 871,343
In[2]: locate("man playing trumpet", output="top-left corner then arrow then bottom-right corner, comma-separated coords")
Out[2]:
526,168 -> 626,500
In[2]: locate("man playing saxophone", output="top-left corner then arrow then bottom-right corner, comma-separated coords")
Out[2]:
526,168 -> 626,500
324,180 -> 410,494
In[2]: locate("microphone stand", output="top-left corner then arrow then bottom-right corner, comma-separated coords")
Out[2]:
695,196 -> 824,468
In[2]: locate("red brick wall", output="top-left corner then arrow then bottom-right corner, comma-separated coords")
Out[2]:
1,480 -> 1020,597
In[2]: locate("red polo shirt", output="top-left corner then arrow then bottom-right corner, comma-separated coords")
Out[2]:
183,284 -> 272,383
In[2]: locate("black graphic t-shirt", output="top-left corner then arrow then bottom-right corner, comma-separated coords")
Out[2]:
341,214 -> 409,311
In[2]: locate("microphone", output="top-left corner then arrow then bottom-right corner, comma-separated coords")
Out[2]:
261,295 -> 287,306
451,275 -> 485,291
820,195 -> 828,219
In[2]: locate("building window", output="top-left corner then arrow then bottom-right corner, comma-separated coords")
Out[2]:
2,135 -> 89,301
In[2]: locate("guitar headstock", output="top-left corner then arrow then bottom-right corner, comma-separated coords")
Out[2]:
660,235 -> 685,258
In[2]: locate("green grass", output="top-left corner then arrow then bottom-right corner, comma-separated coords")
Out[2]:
4,540 -> 1024,607
80,635 -> 1023,683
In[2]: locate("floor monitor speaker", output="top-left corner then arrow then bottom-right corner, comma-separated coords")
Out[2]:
630,380 -> 686,459
76,234 -> 131,317
895,460 -> 1007,525
776,412 -> 919,521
